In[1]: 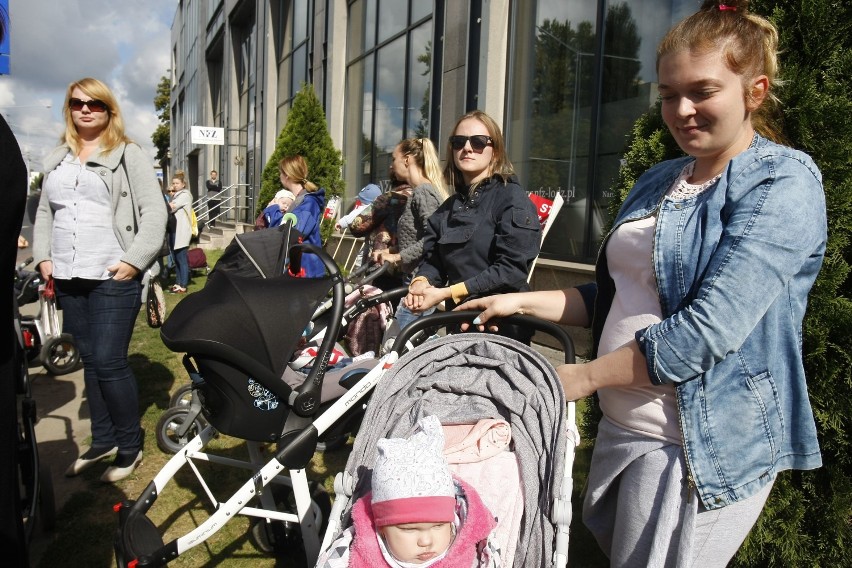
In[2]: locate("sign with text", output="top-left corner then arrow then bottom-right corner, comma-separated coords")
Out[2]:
0,0 -> 10,75
191,126 -> 225,145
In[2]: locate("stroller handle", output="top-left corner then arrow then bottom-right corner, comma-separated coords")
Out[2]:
392,310 -> 576,364
346,260 -> 390,287
288,243 -> 348,418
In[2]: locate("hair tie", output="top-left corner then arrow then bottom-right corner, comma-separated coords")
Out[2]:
719,4 -> 737,11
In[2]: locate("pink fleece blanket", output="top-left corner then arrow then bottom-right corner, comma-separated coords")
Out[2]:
443,420 -> 523,568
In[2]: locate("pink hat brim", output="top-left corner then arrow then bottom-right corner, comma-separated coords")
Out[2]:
371,495 -> 455,527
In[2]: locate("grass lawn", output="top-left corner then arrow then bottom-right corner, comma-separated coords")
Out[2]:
35,247 -> 608,567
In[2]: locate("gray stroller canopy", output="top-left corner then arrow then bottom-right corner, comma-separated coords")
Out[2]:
345,333 -> 567,568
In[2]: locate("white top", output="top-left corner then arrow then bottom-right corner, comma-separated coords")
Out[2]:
46,153 -> 125,280
597,162 -> 721,444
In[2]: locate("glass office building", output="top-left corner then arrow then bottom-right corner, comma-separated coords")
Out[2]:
171,0 -> 697,280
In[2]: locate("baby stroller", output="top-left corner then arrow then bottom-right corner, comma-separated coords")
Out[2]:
304,260 -> 407,356
14,257 -> 80,375
114,239 -> 390,566
14,297 -> 57,546
317,312 -> 579,568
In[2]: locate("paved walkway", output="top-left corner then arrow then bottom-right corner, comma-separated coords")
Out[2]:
21,310 -> 91,564
16,238 -> 91,564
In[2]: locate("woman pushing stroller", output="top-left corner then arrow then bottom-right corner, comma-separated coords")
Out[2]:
316,415 -> 501,567
461,2 -> 826,566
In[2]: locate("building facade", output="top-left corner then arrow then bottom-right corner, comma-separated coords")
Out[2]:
170,0 -> 698,284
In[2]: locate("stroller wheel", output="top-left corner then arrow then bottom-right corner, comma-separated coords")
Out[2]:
41,333 -> 80,376
168,383 -> 194,408
155,407 -> 209,454
249,482 -> 332,561
315,433 -> 348,453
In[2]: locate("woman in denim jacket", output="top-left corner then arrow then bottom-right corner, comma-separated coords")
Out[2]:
458,2 -> 826,565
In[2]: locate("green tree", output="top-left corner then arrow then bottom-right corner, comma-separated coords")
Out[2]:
29,172 -> 43,192
258,83 -> 343,241
151,74 -> 170,164
609,1 -> 852,565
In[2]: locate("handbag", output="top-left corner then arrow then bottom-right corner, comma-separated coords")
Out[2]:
254,210 -> 268,231
183,207 -> 198,237
146,276 -> 167,328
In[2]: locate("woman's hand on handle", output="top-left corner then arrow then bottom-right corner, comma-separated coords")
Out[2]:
37,260 -> 53,281
456,289 -> 589,330
455,293 -> 526,332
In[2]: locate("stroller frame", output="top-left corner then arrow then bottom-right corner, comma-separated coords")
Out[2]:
14,257 -> 80,375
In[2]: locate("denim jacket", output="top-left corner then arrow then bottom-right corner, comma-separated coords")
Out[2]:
591,135 -> 826,509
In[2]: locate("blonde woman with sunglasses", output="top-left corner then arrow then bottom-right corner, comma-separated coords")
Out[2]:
33,77 -> 167,482
373,137 -> 449,331
404,110 -> 541,344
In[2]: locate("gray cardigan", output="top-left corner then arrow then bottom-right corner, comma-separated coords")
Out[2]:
397,183 -> 445,274
34,142 -> 167,275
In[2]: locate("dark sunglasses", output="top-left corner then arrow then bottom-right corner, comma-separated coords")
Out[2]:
69,98 -> 109,113
449,134 -> 493,152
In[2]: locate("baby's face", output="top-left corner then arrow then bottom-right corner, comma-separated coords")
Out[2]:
278,197 -> 294,211
381,522 -> 452,564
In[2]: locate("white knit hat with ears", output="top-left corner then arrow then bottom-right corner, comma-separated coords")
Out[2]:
371,415 -> 455,527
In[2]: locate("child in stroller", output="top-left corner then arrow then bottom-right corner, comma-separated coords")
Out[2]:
316,415 -> 500,567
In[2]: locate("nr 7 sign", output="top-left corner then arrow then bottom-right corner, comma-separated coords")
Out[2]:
191,126 -> 225,145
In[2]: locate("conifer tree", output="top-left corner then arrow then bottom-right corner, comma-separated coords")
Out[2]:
610,1 -> 852,564
258,83 -> 343,239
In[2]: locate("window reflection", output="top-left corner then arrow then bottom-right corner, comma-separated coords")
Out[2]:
276,0 -> 312,109
508,0 -> 691,263
377,0 -> 407,44
408,25 -> 432,138
345,1 -> 434,194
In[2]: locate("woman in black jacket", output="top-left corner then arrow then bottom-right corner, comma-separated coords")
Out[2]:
405,110 -> 540,342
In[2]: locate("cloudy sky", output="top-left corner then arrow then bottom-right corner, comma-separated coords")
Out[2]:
0,0 -> 176,173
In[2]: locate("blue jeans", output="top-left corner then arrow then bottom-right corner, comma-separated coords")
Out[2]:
393,302 -> 434,330
55,277 -> 143,454
173,246 -> 189,288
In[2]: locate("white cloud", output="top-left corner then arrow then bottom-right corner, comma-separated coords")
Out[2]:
0,0 -> 174,170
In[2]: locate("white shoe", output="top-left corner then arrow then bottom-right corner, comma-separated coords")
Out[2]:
100,451 -> 143,483
65,446 -> 118,477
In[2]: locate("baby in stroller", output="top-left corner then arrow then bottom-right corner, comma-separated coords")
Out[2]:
316,415 -> 500,567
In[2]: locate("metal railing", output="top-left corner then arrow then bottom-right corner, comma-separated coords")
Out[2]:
192,183 -> 252,226
330,229 -> 366,273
